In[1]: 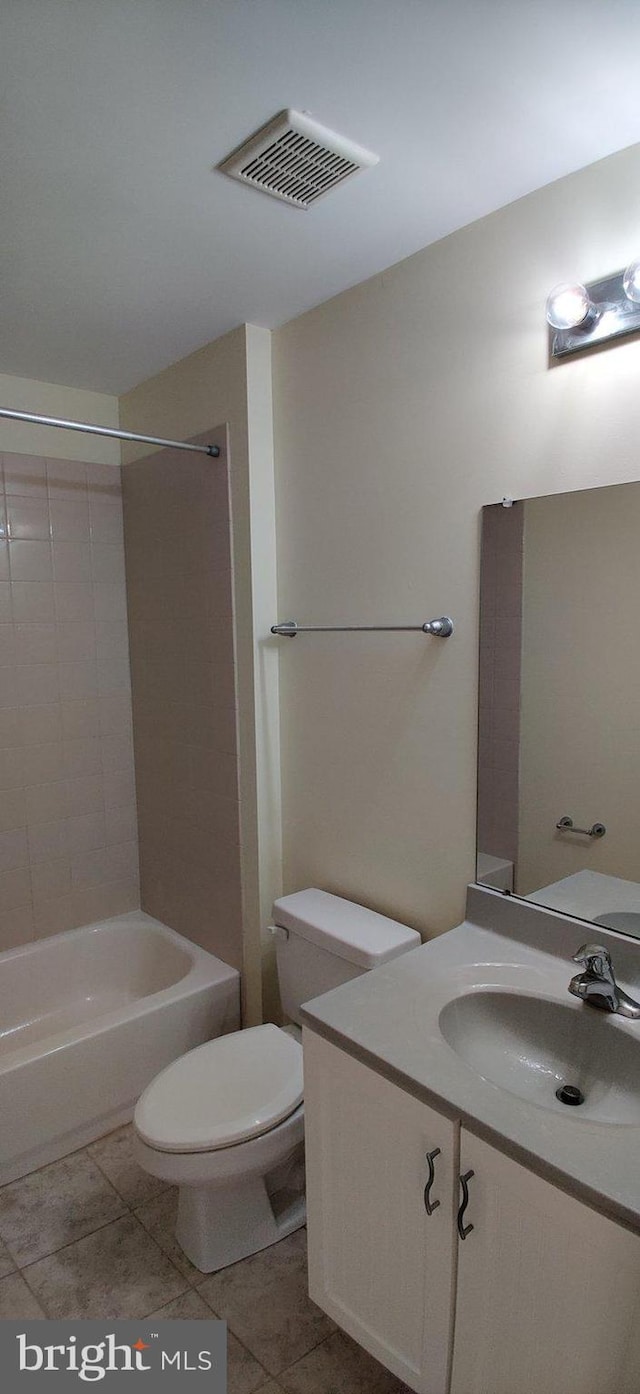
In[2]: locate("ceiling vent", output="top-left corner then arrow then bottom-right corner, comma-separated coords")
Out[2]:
219,109 -> 379,209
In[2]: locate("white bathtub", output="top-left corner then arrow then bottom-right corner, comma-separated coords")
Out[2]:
0,910 -> 240,1185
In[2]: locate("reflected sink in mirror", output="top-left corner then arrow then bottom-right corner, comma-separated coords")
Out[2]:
439,990 -> 640,1125
594,912 -> 640,935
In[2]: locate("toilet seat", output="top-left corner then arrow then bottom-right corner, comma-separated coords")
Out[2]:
134,1024 -> 303,1154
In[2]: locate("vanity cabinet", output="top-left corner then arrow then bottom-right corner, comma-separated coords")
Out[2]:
304,1028 -> 640,1394
304,1028 -> 458,1394
450,1132 -> 640,1394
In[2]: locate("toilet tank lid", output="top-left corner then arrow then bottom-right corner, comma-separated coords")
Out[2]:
272,888 -> 421,968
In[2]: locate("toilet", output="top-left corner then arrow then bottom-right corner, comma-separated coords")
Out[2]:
133,888 -> 420,1273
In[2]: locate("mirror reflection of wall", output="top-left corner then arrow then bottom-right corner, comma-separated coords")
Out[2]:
477,501 -> 524,894
477,481 -> 640,938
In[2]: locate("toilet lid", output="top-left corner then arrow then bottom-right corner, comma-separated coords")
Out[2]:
134,1024 -> 304,1153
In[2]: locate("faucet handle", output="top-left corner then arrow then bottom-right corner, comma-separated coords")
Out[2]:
572,943 -> 613,973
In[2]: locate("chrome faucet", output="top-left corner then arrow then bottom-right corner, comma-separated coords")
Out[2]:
569,943 -> 640,1019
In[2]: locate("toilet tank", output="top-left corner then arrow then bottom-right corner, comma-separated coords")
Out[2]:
271,888 -> 421,1025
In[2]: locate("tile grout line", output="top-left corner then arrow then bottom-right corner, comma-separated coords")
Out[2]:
271,1332 -> 336,1385
132,1284 -> 275,1393
14,1257 -> 54,1320
6,1231 -> 340,1373
261,1329 -> 337,1383
0,1147 -> 131,1271
9,1207 -> 129,1273
86,1144 -> 168,1214
12,1204 -> 185,1288
16,1208 -> 193,1321
188,1278 -> 334,1381
126,1262 -> 229,1324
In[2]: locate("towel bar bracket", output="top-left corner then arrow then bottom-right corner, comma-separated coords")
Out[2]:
556,816 -> 606,839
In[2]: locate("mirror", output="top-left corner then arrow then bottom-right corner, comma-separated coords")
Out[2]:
476,480 -> 640,938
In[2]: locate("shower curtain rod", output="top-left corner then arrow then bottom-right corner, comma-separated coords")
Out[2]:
0,408 -> 220,458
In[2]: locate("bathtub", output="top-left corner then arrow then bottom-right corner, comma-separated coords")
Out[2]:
0,910 -> 240,1185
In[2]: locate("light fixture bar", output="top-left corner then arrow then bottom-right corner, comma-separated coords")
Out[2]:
549,269 -> 640,359
0,408 -> 220,458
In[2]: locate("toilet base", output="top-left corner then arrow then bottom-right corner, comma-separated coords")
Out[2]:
134,1091 -> 307,1275
176,1167 -> 306,1273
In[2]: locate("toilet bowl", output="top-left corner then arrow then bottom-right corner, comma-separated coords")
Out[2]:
135,1024 -> 306,1273
134,889 -> 420,1273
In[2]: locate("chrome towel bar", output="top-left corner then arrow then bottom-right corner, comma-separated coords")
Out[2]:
271,617 -> 454,639
556,815 -> 606,839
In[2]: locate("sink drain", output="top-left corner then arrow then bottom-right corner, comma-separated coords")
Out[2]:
556,1084 -> 585,1107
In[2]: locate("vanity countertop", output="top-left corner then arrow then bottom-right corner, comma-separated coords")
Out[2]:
528,869 -> 640,922
300,890 -> 640,1233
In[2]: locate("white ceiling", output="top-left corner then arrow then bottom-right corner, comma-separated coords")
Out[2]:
1,0 -> 639,395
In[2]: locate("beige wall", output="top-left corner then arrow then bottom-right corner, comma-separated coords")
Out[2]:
519,482 -> 640,896
122,430 -> 243,969
119,325 -> 279,1021
0,374 -> 120,465
272,142 -> 640,937
0,451 -> 138,949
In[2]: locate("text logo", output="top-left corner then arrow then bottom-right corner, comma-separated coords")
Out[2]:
3,1320 -> 226,1390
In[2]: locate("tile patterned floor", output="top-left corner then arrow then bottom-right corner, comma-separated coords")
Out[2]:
0,1125 -> 410,1393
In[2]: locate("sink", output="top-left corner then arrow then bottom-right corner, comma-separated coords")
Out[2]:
593,911 -> 640,935
439,990 -> 640,1124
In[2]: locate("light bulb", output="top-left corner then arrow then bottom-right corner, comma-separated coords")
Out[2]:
545,282 -> 593,331
623,259 -> 640,304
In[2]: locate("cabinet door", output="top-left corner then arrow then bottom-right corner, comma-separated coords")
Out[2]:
451,1130 -> 640,1394
304,1028 -> 458,1394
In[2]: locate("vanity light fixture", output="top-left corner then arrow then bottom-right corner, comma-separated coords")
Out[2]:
547,260 -> 640,357
622,258 -> 640,303
545,283 -> 597,332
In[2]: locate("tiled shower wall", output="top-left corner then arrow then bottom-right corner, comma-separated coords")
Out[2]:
0,453 -> 139,950
122,441 -> 243,971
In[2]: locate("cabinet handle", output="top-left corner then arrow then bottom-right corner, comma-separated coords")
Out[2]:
457,1169 -> 475,1239
423,1147 -> 441,1215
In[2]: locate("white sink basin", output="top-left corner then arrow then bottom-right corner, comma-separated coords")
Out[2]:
439,990 -> 640,1125
594,911 -> 640,935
